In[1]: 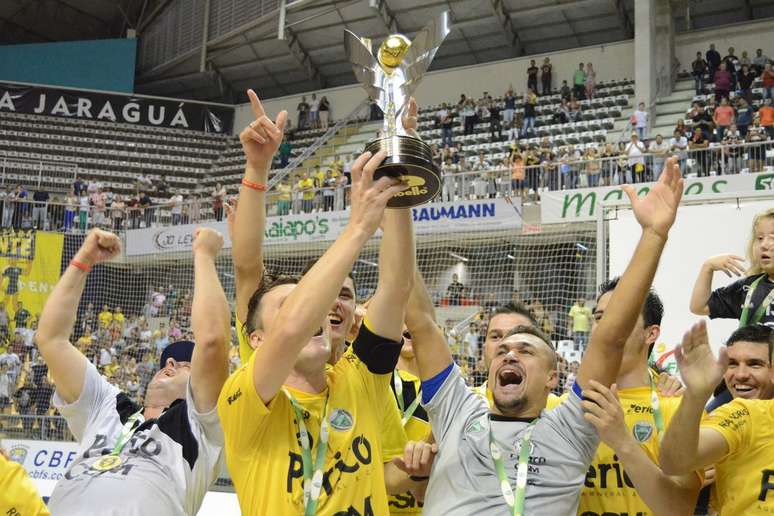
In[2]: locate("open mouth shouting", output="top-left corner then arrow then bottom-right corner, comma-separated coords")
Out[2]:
495,365 -> 525,394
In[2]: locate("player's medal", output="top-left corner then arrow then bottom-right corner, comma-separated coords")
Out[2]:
91,455 -> 124,471
91,408 -> 144,472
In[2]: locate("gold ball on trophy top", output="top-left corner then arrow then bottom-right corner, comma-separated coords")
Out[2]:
377,35 -> 411,69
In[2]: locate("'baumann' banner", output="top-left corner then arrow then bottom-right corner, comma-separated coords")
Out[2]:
125,197 -> 523,256
0,82 -> 234,134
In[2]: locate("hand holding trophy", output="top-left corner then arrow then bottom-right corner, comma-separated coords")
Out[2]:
345,12 -> 451,207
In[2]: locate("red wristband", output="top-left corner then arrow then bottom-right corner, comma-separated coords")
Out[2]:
70,259 -> 92,273
241,178 -> 268,191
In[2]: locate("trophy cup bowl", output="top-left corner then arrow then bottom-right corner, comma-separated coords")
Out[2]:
345,13 -> 451,208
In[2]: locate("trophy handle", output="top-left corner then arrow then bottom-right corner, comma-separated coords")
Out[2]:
344,30 -> 385,102
399,12 -> 452,99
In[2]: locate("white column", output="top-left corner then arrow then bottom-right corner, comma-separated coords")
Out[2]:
634,0 -> 656,112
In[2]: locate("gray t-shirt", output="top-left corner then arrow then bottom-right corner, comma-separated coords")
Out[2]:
49,362 -> 224,515
422,365 -> 598,515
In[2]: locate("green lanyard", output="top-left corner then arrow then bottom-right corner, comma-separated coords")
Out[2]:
739,275 -> 774,327
488,418 -> 537,516
112,409 -> 144,455
647,371 -> 665,440
393,370 -> 422,426
283,389 -> 330,516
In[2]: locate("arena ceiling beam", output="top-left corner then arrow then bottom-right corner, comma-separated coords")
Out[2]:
488,0 -> 525,57
370,0 -> 402,35
284,26 -> 327,89
611,0 -> 634,38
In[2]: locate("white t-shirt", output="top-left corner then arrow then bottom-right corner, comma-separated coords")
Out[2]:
626,141 -> 646,165
170,195 -> 183,215
649,140 -> 670,156
50,362 -> 224,515
310,98 -> 320,112
633,109 -> 648,128
99,348 -> 113,367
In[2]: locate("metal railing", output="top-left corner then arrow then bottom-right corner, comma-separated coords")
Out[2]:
2,140 -> 769,233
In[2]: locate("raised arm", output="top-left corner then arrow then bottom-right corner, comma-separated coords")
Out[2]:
34,229 -> 120,404
689,255 -> 746,315
190,228 -> 231,413
660,321 -> 731,475
252,151 -> 407,403
582,380 -> 702,516
577,156 -> 683,389
405,271 -> 453,381
233,89 -> 288,323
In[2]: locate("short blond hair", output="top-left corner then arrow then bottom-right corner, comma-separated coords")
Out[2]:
747,207 -> 774,275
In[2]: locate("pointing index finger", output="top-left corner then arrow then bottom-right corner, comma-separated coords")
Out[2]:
247,89 -> 265,119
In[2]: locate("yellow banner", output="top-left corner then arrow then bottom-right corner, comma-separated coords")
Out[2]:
0,230 -> 64,322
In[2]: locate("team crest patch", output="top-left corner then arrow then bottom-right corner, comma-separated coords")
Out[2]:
329,409 -> 354,431
632,421 -> 654,443
465,418 -> 486,435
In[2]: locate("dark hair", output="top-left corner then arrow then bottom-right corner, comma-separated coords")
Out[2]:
492,302 -> 537,324
597,277 -> 663,327
244,274 -> 300,335
301,258 -> 357,294
726,324 -> 774,364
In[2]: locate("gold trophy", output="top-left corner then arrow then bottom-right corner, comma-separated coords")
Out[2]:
345,12 -> 451,207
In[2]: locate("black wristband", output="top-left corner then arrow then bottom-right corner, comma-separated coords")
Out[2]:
409,475 -> 429,482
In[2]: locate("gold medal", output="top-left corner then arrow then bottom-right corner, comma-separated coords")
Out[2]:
91,455 -> 123,471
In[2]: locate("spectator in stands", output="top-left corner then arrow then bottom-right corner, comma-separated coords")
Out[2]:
722,123 -> 744,173
296,96 -> 309,129
713,96 -> 735,140
523,88 -> 537,137
761,62 -> 774,101
759,97 -> 774,139
31,377 -> 53,438
318,95 -> 330,129
584,62 -> 597,100
689,101 -> 712,140
714,62 -> 732,101
12,185 -> 27,229
155,176 -> 169,197
735,97 -> 754,137
13,302 -> 29,331
489,99 -> 502,141
211,182 -> 226,222
631,101 -> 649,140
278,136 -> 292,168
501,88 -> 515,128
689,127 -> 710,176
462,322 -> 480,369
573,62 -> 586,99
63,189 -> 76,232
169,190 -> 183,225
110,194 -> 125,231
322,170 -> 337,212
649,134 -> 670,179
297,171 -> 315,213
738,64 -> 756,105
723,47 -> 739,90
510,150 -> 526,199
446,273 -> 465,305
91,187 -> 107,229
462,97 -> 476,135
309,93 -> 320,129
98,305 -> 112,329
558,98 -> 572,124
441,157 -> 457,202
31,188 -> 48,230
567,298 -> 592,352
76,188 -> 89,232
139,190 -> 153,228
437,103 -> 453,147
752,48 -> 770,74
584,147 -> 602,187
692,51 -> 708,94
72,176 -> 85,197
625,132 -> 647,183
527,59 -> 539,94
746,116 -> 767,172
560,80 -> 571,101
540,57 -> 553,95
126,193 -> 141,229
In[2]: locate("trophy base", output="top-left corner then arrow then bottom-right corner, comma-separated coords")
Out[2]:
364,136 -> 441,208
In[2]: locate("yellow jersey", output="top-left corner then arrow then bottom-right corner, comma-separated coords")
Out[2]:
298,178 -> 315,200
0,455 -> 50,515
218,325 -> 407,516
98,311 -> 113,328
576,386 -> 699,515
389,369 -> 431,515
702,398 -> 774,514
